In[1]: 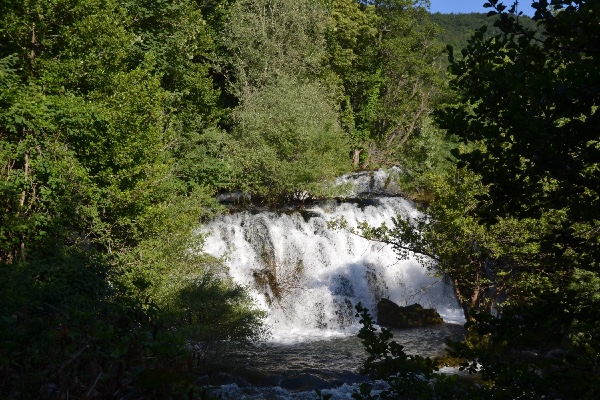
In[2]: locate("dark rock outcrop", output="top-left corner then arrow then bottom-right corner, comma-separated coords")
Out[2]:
377,299 -> 443,328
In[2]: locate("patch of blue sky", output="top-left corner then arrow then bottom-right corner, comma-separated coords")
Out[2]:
429,0 -> 535,16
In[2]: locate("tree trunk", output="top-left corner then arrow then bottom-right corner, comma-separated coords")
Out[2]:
452,278 -> 469,322
18,151 -> 30,261
29,23 -> 36,76
352,148 -> 361,168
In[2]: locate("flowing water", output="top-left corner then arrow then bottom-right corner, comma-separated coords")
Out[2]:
200,170 -> 466,398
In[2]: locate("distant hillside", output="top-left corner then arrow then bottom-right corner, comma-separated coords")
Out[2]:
429,12 -> 540,58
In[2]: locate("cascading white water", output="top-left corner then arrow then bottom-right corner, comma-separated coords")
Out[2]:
202,192 -> 464,343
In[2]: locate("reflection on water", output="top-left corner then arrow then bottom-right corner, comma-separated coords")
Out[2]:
204,323 -> 466,399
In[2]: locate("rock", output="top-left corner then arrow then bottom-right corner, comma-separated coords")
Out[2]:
377,299 -> 443,328
333,167 -> 404,197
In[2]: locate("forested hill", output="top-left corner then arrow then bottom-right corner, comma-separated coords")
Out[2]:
429,12 -> 540,54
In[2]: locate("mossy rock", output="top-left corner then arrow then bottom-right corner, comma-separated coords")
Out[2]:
377,299 -> 443,328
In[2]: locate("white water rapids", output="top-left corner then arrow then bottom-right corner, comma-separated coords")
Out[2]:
202,184 -> 464,343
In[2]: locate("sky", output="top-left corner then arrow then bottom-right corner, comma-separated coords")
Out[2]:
429,0 -> 536,16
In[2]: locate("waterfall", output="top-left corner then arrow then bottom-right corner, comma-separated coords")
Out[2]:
202,196 -> 464,343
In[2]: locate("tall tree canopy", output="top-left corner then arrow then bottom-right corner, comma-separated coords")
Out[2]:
0,1 -> 265,397
355,2 -> 600,398
438,1 -> 600,392
222,0 -> 351,202
326,0 -> 444,167
440,0 -> 600,268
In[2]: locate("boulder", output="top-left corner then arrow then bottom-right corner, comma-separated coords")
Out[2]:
377,299 -> 443,328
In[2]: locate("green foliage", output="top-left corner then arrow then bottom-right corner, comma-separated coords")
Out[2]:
325,0 -> 446,167
0,1 -> 265,398
348,2 -> 600,399
220,0 -> 448,176
123,0 -> 227,194
222,0 -> 352,202
223,0 -> 330,94
117,184 -> 267,346
229,77 -> 351,203
438,0 -> 600,269
323,0 -> 379,159
347,165 -> 559,321
124,0 -> 221,121
393,115 -> 458,201
0,61 -> 89,265
432,3 -> 600,394
370,1 -> 444,160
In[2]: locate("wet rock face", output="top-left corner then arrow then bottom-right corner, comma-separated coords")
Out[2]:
377,299 -> 443,328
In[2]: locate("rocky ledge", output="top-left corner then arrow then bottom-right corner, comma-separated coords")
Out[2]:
377,299 -> 443,328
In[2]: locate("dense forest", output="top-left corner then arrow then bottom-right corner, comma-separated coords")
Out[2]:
1,0 -> 598,399
429,11 -> 540,56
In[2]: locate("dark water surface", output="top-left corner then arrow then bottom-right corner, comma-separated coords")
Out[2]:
203,323 -> 466,399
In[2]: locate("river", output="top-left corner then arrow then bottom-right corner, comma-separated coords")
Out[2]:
199,170 -> 466,398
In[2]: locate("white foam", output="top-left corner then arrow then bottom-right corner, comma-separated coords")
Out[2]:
218,382 -> 391,400
202,195 -> 464,343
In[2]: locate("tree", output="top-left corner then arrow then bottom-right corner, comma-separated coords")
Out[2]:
439,0 -> 600,270
321,0 -> 379,166
348,164 -> 557,322
324,0 -> 444,167
229,77 -> 350,203
349,2 -> 599,398
222,0 -> 351,203
430,1 -> 599,397
223,0 -> 330,95
0,1 -> 266,397
372,1 -> 443,160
